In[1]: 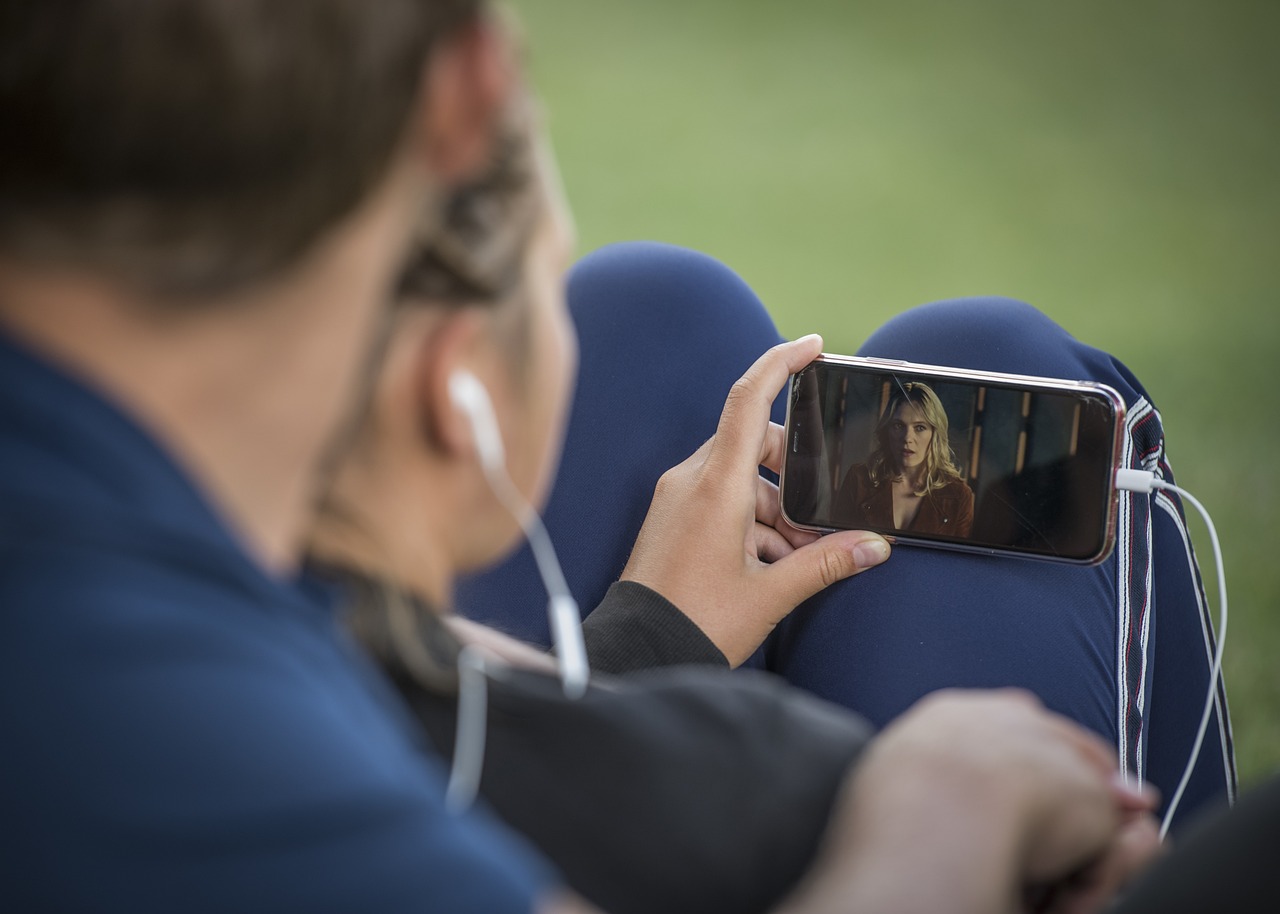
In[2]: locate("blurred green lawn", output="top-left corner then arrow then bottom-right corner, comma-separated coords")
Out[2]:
512,0 -> 1279,787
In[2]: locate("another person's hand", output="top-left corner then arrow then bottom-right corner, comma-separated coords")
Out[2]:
621,334 -> 890,666
1024,810 -> 1163,914
782,689 -> 1161,914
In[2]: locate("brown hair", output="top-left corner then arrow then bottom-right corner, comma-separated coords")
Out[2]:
0,0 -> 480,299
396,88 -> 543,309
316,90 -> 552,689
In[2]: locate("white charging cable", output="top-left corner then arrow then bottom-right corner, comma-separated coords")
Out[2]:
1114,468 -> 1227,840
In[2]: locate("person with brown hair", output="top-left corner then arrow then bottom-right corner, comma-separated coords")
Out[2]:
306,86 -> 1162,914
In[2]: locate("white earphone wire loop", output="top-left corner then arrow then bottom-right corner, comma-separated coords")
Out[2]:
445,644 -> 491,814
477,458 -> 589,699
1152,479 -> 1228,841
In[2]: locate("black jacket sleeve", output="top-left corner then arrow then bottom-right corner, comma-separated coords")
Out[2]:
406,662 -> 872,914
581,580 -> 729,674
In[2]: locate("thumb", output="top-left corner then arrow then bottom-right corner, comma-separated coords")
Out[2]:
765,531 -> 890,608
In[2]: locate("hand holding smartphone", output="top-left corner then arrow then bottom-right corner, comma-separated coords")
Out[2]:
780,355 -> 1126,564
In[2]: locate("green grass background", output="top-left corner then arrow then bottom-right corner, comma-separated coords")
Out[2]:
510,0 -> 1279,787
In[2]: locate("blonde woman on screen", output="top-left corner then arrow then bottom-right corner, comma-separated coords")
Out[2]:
835,381 -> 974,536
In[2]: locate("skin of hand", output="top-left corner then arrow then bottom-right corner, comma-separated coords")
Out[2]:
540,890 -> 602,914
620,335 -> 891,666
779,689 -> 1161,914
1025,812 -> 1163,914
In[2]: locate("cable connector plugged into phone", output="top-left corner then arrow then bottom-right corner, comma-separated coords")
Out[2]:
1115,468 -> 1163,494
1114,467 -> 1228,840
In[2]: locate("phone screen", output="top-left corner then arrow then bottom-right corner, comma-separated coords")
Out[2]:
781,358 -> 1126,564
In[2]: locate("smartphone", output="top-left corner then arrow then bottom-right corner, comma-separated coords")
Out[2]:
780,355 -> 1127,564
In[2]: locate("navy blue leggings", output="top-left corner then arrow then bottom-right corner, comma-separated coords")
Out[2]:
456,241 -> 1236,831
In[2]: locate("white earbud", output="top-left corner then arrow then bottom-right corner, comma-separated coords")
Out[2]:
448,371 -> 506,473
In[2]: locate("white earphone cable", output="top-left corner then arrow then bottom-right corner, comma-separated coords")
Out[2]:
444,371 -> 589,813
1115,469 -> 1228,839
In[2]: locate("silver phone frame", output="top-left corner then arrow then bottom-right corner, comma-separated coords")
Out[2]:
779,354 -> 1129,565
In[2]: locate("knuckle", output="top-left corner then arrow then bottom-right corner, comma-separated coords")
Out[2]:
725,376 -> 757,409
654,461 -> 709,505
653,467 -> 681,498
817,548 -> 853,588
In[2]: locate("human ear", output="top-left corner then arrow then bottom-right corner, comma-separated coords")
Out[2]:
413,14 -> 515,182
413,310 -> 494,464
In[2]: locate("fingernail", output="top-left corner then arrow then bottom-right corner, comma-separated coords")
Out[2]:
853,538 -> 890,567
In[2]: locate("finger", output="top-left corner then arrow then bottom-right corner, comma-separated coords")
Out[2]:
753,476 -> 820,548
1112,814 -> 1163,878
754,475 -> 783,527
1076,816 -> 1162,913
759,422 -> 787,474
777,521 -> 821,551
754,523 -> 798,564
1109,774 -> 1160,814
761,529 -> 890,607
778,510 -> 821,545
747,471 -> 808,535
1039,815 -> 1162,914
1044,713 -> 1120,780
688,435 -> 714,464
706,336 -> 823,482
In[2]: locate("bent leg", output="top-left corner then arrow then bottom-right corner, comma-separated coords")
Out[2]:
764,297 -> 1236,831
456,246 -> 1234,831
455,241 -> 784,644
